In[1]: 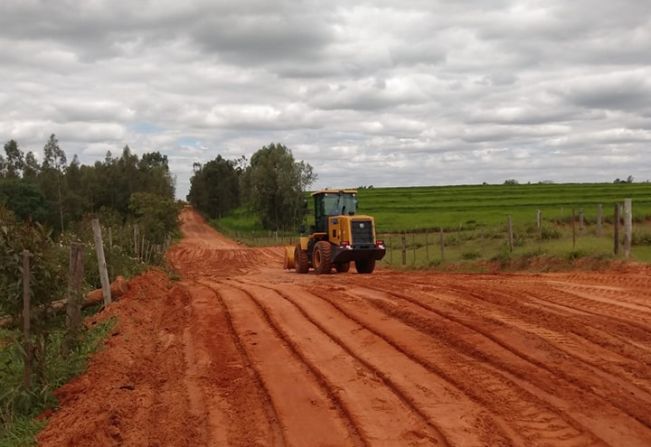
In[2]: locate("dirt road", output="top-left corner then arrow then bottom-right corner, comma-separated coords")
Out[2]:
39,209 -> 651,446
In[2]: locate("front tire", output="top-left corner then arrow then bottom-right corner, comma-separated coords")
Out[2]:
312,241 -> 333,274
295,245 -> 309,274
355,259 -> 376,274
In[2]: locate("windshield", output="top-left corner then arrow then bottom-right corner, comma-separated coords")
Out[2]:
323,193 -> 357,216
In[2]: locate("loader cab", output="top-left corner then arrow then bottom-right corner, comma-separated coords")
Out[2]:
313,190 -> 358,233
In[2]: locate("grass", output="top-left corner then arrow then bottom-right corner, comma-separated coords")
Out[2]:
355,183 -> 651,232
377,222 -> 651,270
0,317 -> 116,447
212,182 -> 651,268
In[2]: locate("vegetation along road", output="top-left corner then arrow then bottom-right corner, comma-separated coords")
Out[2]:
38,208 -> 651,446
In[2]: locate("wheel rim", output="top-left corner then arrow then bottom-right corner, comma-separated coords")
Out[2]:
314,249 -> 321,267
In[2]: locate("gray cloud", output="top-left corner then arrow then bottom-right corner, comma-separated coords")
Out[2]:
2,0 -> 651,198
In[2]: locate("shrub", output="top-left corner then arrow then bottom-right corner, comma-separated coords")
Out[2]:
461,250 -> 481,260
540,225 -> 561,240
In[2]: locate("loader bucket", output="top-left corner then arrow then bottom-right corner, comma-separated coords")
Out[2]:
283,245 -> 295,270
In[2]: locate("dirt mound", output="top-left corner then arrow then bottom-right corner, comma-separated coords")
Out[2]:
39,209 -> 651,446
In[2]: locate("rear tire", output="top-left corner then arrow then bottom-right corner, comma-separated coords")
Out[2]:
312,241 -> 333,274
355,259 -> 376,274
335,262 -> 350,273
295,245 -> 309,274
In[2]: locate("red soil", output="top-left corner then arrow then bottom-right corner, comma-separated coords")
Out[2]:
38,209 -> 651,446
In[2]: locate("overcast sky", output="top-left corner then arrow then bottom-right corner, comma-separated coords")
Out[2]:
1,0 -> 650,198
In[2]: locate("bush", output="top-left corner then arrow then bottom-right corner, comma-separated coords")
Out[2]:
0,319 -> 115,444
461,250 -> 481,260
491,246 -> 512,267
566,249 -> 588,260
540,225 -> 561,240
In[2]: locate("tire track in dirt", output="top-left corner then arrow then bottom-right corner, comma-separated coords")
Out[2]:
230,279 -> 461,446
343,284 -> 651,436
300,286 -> 615,446
353,282 -> 651,421
439,281 -> 651,368
182,281 -> 285,446
242,279 -> 599,446
199,280 -> 367,447
402,284 -> 651,398
235,279 -> 515,446
213,279 -> 448,446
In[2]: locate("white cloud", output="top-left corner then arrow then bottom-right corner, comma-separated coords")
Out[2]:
1,0 -> 651,197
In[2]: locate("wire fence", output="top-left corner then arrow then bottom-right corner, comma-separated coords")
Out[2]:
229,200 -> 651,266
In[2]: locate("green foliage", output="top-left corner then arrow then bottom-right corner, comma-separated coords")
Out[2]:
0,180 -> 48,223
0,135 -> 179,445
241,143 -> 316,231
187,156 -> 242,219
0,212 -> 66,323
540,225 -> 562,240
129,192 -> 180,245
0,319 -> 115,445
461,250 -> 481,260
353,183 -> 651,232
3,141 -> 24,179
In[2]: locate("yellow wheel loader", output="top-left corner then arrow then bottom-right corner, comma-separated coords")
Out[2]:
283,189 -> 385,274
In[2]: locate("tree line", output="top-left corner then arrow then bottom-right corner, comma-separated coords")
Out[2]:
188,143 -> 316,230
0,135 -> 176,237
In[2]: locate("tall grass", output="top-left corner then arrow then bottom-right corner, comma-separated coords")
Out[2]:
0,318 -> 115,447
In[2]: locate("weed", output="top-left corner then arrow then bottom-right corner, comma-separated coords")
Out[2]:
461,250 -> 481,260
0,318 -> 115,446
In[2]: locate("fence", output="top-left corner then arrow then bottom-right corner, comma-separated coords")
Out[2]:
378,199 -> 644,268
9,217 -> 174,391
232,199 -> 650,267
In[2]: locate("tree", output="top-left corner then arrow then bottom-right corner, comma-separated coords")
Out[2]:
188,156 -> 241,219
128,192 -> 179,244
40,134 -> 67,232
242,143 -> 316,230
23,151 -> 40,179
0,178 -> 49,222
3,140 -> 24,178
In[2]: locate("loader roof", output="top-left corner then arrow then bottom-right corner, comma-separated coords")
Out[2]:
311,189 -> 357,196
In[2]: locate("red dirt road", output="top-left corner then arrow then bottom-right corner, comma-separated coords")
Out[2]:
39,209 -> 651,446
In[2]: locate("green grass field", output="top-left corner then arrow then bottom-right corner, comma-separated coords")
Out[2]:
214,182 -> 651,267
355,183 -> 651,232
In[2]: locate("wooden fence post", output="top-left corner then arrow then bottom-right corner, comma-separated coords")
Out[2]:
439,228 -> 445,261
401,232 -> 407,265
624,199 -> 632,259
507,215 -> 514,252
579,209 -> 584,231
596,204 -> 603,237
140,234 -> 146,262
65,242 -> 84,353
613,204 -> 620,255
412,233 -> 416,265
133,224 -> 139,258
22,250 -> 32,389
571,208 -> 576,249
536,209 -> 542,233
425,232 -> 430,263
92,218 -> 111,306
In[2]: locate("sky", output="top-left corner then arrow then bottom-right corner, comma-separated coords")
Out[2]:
1,0 -> 650,198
